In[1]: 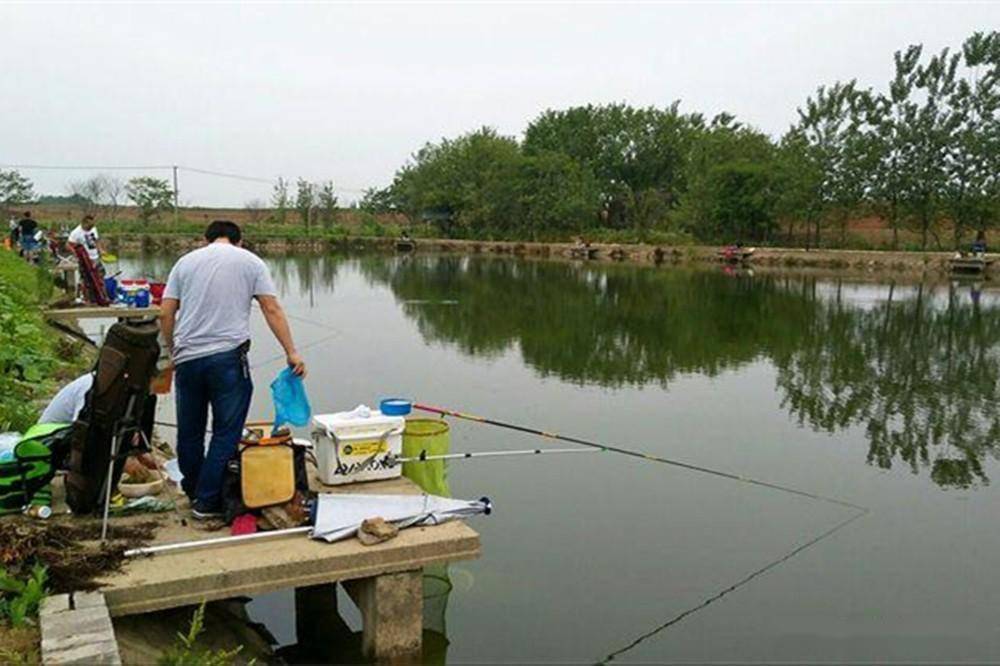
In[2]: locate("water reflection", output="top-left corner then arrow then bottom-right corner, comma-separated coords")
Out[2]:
357,255 -> 1000,490
774,281 -> 1000,489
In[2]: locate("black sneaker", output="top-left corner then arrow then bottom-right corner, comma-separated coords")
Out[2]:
191,503 -> 223,521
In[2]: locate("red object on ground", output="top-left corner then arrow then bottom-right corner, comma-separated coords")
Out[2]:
149,282 -> 166,305
231,513 -> 257,536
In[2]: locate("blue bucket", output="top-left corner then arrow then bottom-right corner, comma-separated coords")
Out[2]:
380,398 -> 412,416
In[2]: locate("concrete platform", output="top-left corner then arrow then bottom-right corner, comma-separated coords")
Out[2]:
95,476 -> 481,659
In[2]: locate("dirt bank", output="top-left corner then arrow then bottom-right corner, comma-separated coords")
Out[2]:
106,234 -> 982,277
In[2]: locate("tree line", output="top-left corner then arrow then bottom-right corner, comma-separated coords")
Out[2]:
363,32 -> 999,249
0,171 -> 175,223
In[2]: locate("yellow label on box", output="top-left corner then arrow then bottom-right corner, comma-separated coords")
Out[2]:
342,440 -> 388,457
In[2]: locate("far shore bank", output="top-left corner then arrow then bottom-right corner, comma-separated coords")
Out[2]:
106,233 -> 990,277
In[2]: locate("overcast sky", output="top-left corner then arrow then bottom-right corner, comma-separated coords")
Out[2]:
2,2 -> 997,207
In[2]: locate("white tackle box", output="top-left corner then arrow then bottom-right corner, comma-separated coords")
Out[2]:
311,409 -> 406,485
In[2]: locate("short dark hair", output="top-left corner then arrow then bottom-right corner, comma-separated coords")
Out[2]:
205,220 -> 242,244
22,211 -> 31,217
83,214 -> 94,222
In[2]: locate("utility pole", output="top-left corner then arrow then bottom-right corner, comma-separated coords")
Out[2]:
172,165 -> 179,226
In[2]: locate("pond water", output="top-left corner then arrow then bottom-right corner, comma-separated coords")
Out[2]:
124,253 -> 1000,663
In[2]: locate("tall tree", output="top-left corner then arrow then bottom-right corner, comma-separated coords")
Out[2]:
317,181 -> 339,230
523,103 -> 696,233
904,47 -> 960,249
125,176 -> 174,222
942,32 -> 1000,248
796,81 -> 868,248
98,174 -> 125,222
0,170 -> 34,217
677,114 -> 776,241
863,45 -> 921,249
774,128 -> 824,245
295,179 -> 315,232
390,127 -> 522,237
271,177 -> 290,224
67,176 -> 105,217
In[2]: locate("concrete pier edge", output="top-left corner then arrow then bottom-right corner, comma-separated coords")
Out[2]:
40,591 -> 122,666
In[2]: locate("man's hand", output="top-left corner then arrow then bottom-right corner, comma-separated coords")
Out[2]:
287,351 -> 307,377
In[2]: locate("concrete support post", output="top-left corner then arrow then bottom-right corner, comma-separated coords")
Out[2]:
345,570 -> 423,660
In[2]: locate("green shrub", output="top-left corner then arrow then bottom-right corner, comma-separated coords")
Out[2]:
0,251 -> 89,431
158,603 -> 247,666
0,566 -> 47,628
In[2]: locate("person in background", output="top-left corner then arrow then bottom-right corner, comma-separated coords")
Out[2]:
67,214 -> 104,274
972,230 -> 988,256
160,220 -> 307,520
17,211 -> 39,258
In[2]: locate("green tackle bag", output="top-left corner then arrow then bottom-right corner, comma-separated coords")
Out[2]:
0,423 -> 72,515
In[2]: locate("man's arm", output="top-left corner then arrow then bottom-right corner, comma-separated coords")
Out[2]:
159,297 -> 179,363
256,295 -> 306,376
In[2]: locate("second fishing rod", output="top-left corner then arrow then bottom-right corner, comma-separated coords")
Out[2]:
413,402 -> 869,513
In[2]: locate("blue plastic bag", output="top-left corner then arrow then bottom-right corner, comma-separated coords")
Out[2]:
270,367 -> 311,428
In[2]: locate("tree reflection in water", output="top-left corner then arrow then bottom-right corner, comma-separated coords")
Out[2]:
359,255 -> 1000,490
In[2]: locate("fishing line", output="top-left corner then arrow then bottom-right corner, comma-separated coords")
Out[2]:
245,306 -> 346,370
413,403 -> 868,512
250,329 -> 342,371
599,508 -> 868,663
413,404 -> 871,660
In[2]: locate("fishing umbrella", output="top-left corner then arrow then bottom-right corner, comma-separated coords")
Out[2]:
311,493 -> 492,543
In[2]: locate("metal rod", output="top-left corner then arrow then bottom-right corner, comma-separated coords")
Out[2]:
413,402 -> 869,512
100,431 -> 121,543
396,447 -> 598,464
125,525 -> 312,557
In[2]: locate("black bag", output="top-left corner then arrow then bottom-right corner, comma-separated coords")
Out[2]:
66,320 -> 160,514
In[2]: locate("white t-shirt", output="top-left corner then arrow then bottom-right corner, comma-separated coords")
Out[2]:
163,242 -> 277,365
68,225 -> 100,261
39,374 -> 93,424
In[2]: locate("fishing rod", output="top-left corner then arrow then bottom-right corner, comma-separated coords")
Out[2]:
414,403 -> 869,513
393,446 -> 598,465
125,525 -> 311,557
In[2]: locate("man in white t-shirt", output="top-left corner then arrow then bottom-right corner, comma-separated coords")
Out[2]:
67,215 -> 104,273
160,220 -> 306,519
39,373 -> 93,424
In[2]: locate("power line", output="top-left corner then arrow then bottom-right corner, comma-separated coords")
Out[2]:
0,163 -> 173,171
1,162 -> 371,193
176,165 -> 275,185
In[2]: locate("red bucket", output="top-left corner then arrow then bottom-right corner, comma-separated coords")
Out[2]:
150,282 -> 166,305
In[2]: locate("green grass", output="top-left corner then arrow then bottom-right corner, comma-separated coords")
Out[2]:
0,250 -> 89,432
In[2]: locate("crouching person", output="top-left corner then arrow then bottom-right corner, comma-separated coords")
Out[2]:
160,220 -> 306,520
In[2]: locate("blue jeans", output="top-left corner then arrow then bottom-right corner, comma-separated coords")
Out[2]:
175,346 -> 252,509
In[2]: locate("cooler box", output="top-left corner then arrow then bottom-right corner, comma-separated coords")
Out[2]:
312,410 -> 406,485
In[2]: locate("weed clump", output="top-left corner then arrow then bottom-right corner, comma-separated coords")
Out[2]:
0,519 -> 156,592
